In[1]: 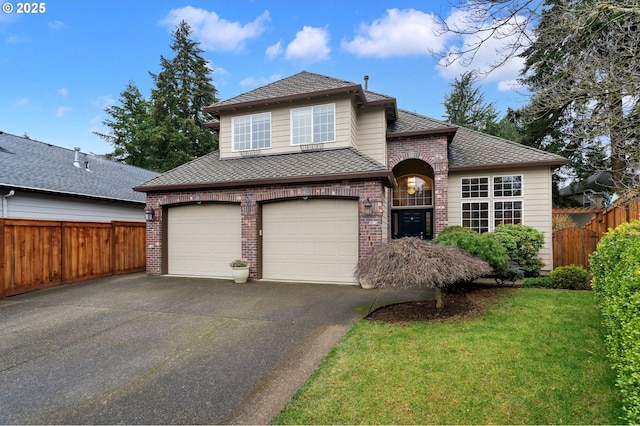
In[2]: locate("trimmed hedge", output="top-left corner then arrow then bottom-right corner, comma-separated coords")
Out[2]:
523,265 -> 590,290
590,220 -> 640,424
492,224 -> 545,277
432,231 -> 509,272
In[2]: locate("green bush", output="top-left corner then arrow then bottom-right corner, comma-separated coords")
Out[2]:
436,226 -> 479,237
492,224 -> 545,277
549,265 -> 591,290
590,220 -> 640,424
523,276 -> 554,288
432,231 -> 509,271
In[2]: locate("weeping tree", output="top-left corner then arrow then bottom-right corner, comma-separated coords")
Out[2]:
355,238 -> 492,308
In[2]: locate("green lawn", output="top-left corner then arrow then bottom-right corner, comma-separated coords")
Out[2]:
273,288 -> 622,425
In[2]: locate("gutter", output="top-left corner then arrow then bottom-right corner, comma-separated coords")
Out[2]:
2,189 -> 15,217
134,170 -> 397,193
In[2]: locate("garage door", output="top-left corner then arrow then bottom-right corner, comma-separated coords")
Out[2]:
262,199 -> 359,284
167,204 -> 241,278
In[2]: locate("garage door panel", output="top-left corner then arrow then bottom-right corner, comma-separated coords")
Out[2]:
168,204 -> 241,278
262,199 -> 358,284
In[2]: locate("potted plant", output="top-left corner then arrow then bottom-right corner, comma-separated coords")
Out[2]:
229,259 -> 249,283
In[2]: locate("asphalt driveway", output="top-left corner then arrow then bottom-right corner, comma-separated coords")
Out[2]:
0,273 -> 433,424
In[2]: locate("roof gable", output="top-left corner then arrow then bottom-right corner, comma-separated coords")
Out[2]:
0,132 -> 159,203
205,71 -> 397,120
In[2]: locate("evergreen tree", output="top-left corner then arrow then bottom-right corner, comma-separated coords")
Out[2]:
98,21 -> 218,172
442,71 -> 499,134
149,20 -> 218,171
95,81 -> 155,168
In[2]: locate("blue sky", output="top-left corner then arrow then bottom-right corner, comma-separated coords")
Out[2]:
0,1 -> 530,155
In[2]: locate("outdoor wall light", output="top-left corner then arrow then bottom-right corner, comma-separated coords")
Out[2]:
144,207 -> 155,222
363,198 -> 372,215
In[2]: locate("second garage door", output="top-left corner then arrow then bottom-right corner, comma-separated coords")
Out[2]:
262,199 -> 359,284
167,204 -> 241,278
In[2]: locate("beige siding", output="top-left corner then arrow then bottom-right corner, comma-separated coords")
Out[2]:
356,106 -> 387,164
219,96 -> 355,159
448,167 -> 554,271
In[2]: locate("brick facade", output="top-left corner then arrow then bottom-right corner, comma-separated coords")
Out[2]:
144,179 -> 387,278
387,135 -> 449,235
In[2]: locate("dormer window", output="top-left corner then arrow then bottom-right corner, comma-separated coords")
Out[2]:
232,112 -> 271,151
291,103 -> 335,145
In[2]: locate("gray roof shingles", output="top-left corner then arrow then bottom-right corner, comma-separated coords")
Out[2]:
135,147 -> 391,191
0,132 -> 159,203
140,71 -> 567,191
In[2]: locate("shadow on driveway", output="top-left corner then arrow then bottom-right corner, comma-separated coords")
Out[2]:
0,273 -> 433,424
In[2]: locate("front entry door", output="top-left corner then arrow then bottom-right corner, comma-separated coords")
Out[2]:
393,209 -> 433,240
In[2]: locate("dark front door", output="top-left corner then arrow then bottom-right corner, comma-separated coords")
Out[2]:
393,209 -> 433,239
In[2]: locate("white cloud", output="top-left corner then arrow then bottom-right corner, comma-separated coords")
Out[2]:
48,20 -> 67,31
58,88 -> 68,97
341,8 -> 444,58
16,98 -> 29,106
266,41 -> 282,60
5,34 -> 24,44
55,106 -> 71,118
161,7 -> 270,52
285,26 -> 330,63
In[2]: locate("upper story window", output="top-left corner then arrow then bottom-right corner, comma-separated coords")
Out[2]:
232,112 -> 271,151
291,103 -> 335,145
494,175 -> 522,197
393,175 -> 433,207
461,177 -> 489,198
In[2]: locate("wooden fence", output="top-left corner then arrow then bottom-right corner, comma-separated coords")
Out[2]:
1,219 -> 146,299
553,192 -> 640,269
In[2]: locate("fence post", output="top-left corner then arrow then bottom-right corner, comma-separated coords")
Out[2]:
0,219 -> 5,299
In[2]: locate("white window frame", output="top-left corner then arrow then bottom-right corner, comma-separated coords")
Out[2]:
461,176 -> 490,198
493,175 -> 523,197
232,112 -> 271,152
290,103 -> 336,145
460,174 -> 525,232
461,201 -> 490,233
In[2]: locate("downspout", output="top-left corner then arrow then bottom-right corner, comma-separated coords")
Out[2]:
2,190 -> 15,217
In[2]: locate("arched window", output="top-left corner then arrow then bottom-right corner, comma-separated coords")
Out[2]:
393,175 -> 433,207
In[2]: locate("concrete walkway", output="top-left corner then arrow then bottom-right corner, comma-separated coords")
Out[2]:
0,273 -> 433,424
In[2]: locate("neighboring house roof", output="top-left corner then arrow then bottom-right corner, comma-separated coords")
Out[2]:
559,171 -> 613,196
0,132 -> 159,203
134,147 -> 394,192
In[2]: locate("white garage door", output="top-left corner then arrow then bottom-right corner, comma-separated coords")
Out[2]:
167,204 -> 241,278
262,199 -> 359,284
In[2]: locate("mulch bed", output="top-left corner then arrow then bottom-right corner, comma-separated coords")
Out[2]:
367,284 -> 515,324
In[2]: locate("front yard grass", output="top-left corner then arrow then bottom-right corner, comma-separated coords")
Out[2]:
273,288 -> 622,425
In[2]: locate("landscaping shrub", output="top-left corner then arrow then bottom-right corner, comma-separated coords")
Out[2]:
549,265 -> 591,290
522,276 -> 554,288
354,238 -> 492,308
492,224 -> 545,277
590,220 -> 640,424
436,225 -> 479,236
432,231 -> 509,272
552,213 -> 577,231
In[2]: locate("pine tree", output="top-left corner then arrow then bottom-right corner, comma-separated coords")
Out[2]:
149,20 -> 218,171
442,71 -> 499,134
96,81 -> 155,168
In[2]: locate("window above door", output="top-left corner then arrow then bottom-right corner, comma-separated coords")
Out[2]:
393,175 -> 434,207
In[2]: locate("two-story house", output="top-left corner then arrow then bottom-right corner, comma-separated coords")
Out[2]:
134,71 -> 568,284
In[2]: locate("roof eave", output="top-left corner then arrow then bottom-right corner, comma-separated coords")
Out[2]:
134,170 -> 396,193
448,159 -> 569,172
387,126 -> 458,140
